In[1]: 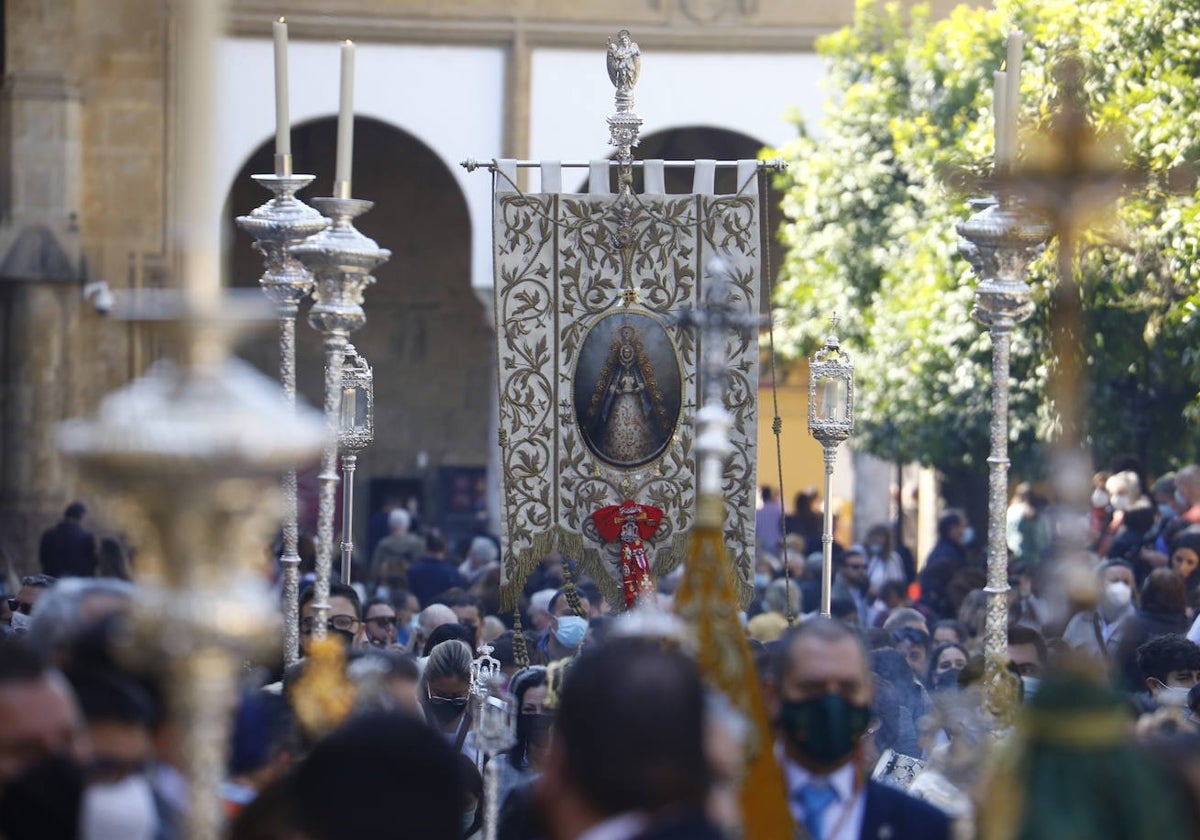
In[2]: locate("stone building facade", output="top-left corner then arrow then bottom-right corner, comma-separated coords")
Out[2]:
0,0 -> 954,575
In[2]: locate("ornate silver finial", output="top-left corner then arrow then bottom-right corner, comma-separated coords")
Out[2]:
606,30 -> 643,195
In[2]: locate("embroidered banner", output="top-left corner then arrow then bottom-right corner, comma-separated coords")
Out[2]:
492,161 -> 761,610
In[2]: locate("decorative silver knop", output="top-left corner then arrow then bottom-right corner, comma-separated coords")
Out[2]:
606,29 -> 643,194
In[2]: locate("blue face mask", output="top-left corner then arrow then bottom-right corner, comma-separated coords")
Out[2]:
553,615 -> 588,648
754,573 -> 771,589
1020,675 -> 1041,701
1160,503 -> 1177,519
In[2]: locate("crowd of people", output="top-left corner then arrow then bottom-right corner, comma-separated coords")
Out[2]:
2,461 -> 1200,839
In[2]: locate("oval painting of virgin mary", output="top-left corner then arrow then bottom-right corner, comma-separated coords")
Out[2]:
573,312 -> 682,469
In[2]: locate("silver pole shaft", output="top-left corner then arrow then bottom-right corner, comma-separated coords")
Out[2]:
313,334 -> 347,641
983,326 -> 1014,703
340,453 -> 356,586
820,445 -> 836,618
279,309 -> 302,666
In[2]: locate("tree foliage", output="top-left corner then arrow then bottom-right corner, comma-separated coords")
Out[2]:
771,0 -> 1200,479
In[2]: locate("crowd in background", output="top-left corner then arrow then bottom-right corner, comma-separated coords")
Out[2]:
1,459 -> 1200,838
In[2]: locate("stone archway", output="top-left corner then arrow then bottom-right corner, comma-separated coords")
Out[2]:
223,117 -> 489,552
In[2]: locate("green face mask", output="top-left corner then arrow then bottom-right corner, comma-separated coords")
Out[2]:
780,693 -> 872,768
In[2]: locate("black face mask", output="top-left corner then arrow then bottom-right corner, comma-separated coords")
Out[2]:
780,693 -> 871,769
426,696 -> 468,726
516,712 -> 554,753
0,754 -> 85,840
932,669 -> 961,693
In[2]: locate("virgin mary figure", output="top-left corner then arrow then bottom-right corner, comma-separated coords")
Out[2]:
585,323 -> 670,466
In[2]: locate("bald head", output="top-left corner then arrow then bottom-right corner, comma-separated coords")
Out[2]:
418,604 -> 457,635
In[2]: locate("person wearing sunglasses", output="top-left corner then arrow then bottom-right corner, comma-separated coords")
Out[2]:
420,639 -> 475,759
361,598 -> 398,648
8,576 -> 57,635
298,582 -> 361,656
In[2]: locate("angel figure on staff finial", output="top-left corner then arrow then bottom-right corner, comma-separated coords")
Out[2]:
607,30 -> 641,98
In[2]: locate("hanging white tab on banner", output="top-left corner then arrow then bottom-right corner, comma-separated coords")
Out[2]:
736,159 -> 758,196
540,161 -> 562,194
692,159 -> 716,196
589,160 -> 612,195
643,160 -> 665,195
496,159 -> 519,193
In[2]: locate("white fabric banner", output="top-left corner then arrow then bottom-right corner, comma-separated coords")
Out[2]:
492,165 -> 762,609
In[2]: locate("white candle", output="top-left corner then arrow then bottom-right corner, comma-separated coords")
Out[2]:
273,18 -> 290,164
177,0 -> 220,310
335,40 -> 355,196
993,70 -> 1010,169
1005,30 -> 1023,165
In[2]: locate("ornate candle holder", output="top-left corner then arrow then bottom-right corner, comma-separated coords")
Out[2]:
958,193 -> 1049,726
236,167 -> 329,666
58,309 -> 326,840
292,196 -> 390,640
338,344 -> 374,585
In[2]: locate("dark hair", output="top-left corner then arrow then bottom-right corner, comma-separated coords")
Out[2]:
0,637 -> 48,684
937,510 -> 965,538
299,582 -> 362,620
65,664 -> 155,726
1136,634 -> 1200,685
425,533 -> 448,555
1124,498 -> 1157,534
362,597 -> 394,616
509,666 -> 549,770
1189,683 -> 1200,716
932,619 -> 969,644
761,486 -> 774,502
293,711 -> 464,840
926,642 -> 968,688
556,637 -> 709,816
64,502 -> 86,520
388,588 -> 415,610
773,617 -> 867,684
440,593 -> 482,614
1006,625 -> 1047,664
1141,569 -> 1188,616
830,596 -> 859,622
422,622 -> 475,658
879,580 -> 908,602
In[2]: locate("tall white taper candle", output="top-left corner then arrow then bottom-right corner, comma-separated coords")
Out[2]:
993,70 -> 1010,169
1005,30 -> 1023,167
334,40 -> 355,198
177,0 -> 220,311
273,18 -> 290,172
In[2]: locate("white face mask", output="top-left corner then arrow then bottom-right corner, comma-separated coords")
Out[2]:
1020,675 -> 1041,701
1154,681 -> 1191,709
80,775 -> 159,840
1092,488 -> 1111,509
1104,580 -> 1132,611
9,610 -> 32,633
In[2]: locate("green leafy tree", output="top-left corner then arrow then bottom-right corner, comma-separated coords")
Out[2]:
771,0 -> 1200,487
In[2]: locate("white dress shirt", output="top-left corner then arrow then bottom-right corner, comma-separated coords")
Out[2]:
782,750 -> 866,840
576,813 -> 648,840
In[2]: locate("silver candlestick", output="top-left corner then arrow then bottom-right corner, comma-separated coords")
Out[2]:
806,319 -> 854,619
292,196 -> 390,640
958,192 -> 1048,725
473,673 -> 516,840
235,163 -> 329,666
338,344 -> 374,586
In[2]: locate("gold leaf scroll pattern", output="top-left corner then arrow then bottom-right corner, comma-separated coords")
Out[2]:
495,193 -> 558,599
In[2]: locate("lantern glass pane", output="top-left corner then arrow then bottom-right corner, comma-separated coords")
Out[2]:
352,386 -> 369,430
815,376 -> 847,422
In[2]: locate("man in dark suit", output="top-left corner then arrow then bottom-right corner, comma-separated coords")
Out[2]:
38,502 -> 97,579
536,637 -> 724,840
767,618 -> 950,840
406,534 -> 467,608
